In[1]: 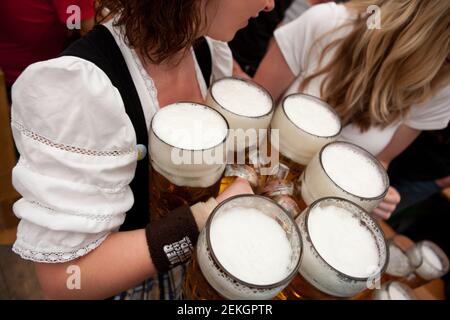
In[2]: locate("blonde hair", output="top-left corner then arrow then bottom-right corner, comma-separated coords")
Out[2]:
300,0 -> 450,131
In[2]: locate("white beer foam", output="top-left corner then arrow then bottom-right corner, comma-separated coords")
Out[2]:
284,95 -> 340,137
321,143 -> 385,198
308,205 -> 380,278
389,284 -> 410,300
211,79 -> 272,117
386,243 -> 411,277
422,245 -> 443,271
152,103 -> 227,150
210,207 -> 292,285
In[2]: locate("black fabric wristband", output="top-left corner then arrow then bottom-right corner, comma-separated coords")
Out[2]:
145,205 -> 200,273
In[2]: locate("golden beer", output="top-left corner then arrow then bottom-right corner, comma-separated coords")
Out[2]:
150,167 -> 222,222
183,252 -> 226,300
149,102 -> 229,222
183,195 -> 303,300
278,273 -> 343,300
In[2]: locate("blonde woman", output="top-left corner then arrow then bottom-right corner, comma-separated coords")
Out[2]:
254,0 -> 450,220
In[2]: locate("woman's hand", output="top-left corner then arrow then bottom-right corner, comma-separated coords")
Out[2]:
191,178 -> 254,231
372,186 -> 401,220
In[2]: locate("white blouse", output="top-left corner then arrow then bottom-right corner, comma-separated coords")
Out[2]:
274,3 -> 450,156
10,20 -> 233,263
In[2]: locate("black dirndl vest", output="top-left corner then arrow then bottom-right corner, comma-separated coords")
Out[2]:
60,25 -> 212,232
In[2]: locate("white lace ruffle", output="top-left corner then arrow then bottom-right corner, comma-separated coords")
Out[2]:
13,233 -> 109,263
12,120 -> 136,157
129,48 -> 160,110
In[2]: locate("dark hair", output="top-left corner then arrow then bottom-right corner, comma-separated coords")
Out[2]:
97,0 -> 205,64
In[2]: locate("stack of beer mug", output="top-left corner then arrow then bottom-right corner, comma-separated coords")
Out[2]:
272,142 -> 392,300
403,240 -> 449,289
206,77 -> 274,193
262,94 -> 342,218
362,236 -> 449,300
148,77 -> 447,300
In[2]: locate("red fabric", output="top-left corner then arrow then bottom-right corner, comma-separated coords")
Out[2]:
0,0 -> 95,87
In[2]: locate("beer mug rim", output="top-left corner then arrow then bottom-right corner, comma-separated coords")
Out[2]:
209,77 -> 275,119
150,101 -> 230,152
381,281 -> 418,300
205,194 -> 303,289
410,240 -> 450,274
318,141 -> 390,201
303,196 -> 389,281
281,93 -> 342,138
386,238 -> 418,275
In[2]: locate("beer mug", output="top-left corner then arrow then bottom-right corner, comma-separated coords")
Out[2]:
183,194 -> 303,300
299,141 -> 389,213
279,197 -> 388,299
384,236 -> 418,282
206,77 -> 274,191
404,240 -> 449,288
149,102 -> 229,221
373,281 -> 418,300
269,93 -> 341,183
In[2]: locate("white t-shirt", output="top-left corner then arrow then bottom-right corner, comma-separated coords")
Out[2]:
274,3 -> 450,155
10,20 -> 233,263
283,0 -> 310,24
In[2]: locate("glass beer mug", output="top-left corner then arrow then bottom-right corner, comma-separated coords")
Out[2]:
183,194 -> 303,300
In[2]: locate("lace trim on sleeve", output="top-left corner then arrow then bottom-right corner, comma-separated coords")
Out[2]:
12,120 -> 136,157
13,233 -> 109,263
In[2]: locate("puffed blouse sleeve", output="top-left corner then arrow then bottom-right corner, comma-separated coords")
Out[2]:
10,56 -> 138,263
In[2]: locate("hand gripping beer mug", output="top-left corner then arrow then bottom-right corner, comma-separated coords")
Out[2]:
278,197 -> 388,299
183,195 -> 303,300
149,102 -> 229,221
372,281 -> 418,300
404,240 -> 449,288
299,141 -> 389,213
269,93 -> 341,183
206,77 -> 274,191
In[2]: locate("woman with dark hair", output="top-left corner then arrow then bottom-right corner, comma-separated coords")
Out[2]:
10,0 -> 274,299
